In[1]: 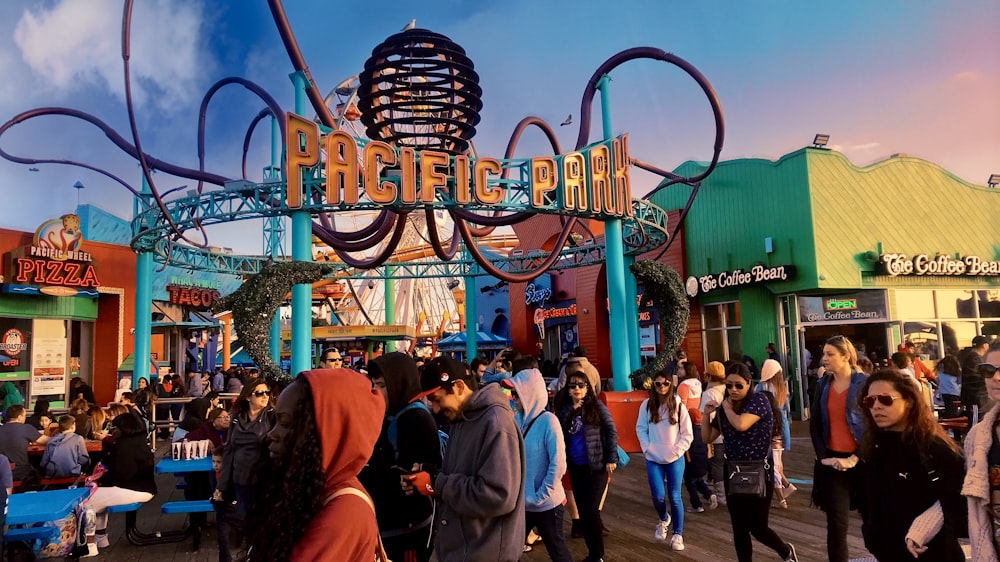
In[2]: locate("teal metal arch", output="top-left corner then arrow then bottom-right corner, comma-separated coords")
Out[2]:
131,174 -> 670,279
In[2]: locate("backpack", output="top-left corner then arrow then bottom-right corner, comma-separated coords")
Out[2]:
387,401 -> 448,464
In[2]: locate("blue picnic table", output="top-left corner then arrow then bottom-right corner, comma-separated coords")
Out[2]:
7,487 -> 89,526
155,457 -> 212,474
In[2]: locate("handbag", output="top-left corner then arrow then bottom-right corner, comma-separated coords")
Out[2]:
727,458 -> 769,498
616,445 -> 630,468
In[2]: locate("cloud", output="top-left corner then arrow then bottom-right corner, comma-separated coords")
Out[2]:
950,70 -> 980,83
850,142 -> 881,151
12,0 -> 212,114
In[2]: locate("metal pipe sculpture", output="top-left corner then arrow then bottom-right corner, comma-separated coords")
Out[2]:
0,0 -> 723,285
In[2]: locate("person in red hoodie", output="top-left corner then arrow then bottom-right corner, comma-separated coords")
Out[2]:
246,368 -> 385,562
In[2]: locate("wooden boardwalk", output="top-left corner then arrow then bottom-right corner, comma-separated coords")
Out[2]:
84,421 -> 939,561
525,421 -> 874,562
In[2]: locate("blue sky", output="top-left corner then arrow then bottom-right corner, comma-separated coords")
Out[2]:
0,0 -> 997,253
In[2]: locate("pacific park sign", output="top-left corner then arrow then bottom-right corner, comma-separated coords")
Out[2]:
285,113 -> 633,219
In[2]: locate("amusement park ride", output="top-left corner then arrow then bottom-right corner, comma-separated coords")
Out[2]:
0,0 -> 724,389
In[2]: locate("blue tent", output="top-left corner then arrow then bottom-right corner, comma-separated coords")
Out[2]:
434,331 -> 510,351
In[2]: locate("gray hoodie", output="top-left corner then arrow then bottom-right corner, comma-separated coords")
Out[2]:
509,368 -> 566,512
433,384 -> 525,562
41,431 -> 90,478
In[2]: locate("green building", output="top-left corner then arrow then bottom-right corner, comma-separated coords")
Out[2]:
650,147 -> 1000,416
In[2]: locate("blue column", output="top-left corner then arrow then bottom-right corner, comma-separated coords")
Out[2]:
290,71 -> 312,376
625,255 -> 641,371
464,273 -> 477,363
132,175 -> 154,386
384,266 -> 396,353
598,75 -> 633,390
268,116 -> 282,362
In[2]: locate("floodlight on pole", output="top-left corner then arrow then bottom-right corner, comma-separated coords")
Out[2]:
812,134 -> 830,148
72,181 -> 85,207
988,174 -> 1000,188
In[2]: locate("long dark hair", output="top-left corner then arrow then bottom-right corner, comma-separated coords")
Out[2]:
646,372 -> 680,425
858,369 -> 961,460
725,362 -> 756,413
246,379 -> 324,562
553,373 -> 601,426
937,355 -> 961,378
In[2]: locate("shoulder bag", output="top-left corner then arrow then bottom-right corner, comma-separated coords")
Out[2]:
324,487 -> 391,562
727,457 -> 770,498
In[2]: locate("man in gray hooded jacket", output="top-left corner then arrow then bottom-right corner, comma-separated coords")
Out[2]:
406,355 -> 525,562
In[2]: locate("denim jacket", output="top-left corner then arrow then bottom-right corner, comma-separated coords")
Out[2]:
809,371 -> 866,458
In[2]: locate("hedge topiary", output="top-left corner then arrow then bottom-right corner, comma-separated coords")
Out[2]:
628,260 -> 690,389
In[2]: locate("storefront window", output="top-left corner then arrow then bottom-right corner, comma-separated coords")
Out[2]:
701,301 -> 741,363
941,321 -> 977,355
896,290 -> 935,319
936,290 -> 978,319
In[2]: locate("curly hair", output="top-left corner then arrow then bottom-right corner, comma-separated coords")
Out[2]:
858,369 -> 961,460
246,379 -> 324,562
646,372 -> 680,425
553,372 -> 601,426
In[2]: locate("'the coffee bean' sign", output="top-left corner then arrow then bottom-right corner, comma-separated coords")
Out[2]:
686,264 -> 796,297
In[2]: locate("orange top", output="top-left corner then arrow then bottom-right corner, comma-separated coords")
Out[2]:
826,386 -> 856,453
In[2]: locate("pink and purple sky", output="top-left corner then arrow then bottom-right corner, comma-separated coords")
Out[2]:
0,0 -> 997,252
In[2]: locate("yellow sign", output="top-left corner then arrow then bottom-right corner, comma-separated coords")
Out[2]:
281,324 -> 415,341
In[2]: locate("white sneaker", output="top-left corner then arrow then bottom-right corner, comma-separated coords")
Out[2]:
708,494 -> 719,510
81,543 -> 99,558
95,533 -> 110,548
669,534 -> 685,551
654,519 -> 670,542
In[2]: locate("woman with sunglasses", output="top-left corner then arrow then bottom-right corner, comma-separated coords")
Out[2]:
215,378 -> 276,544
554,369 -> 618,562
962,338 -> 1000,561
809,334 -> 866,562
856,369 -> 965,561
703,362 -> 798,562
636,372 -> 692,551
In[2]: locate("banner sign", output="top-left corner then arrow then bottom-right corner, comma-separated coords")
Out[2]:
880,253 -> 1000,277
3,214 -> 100,290
686,264 -> 796,297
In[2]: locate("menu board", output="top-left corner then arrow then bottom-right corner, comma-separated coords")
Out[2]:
31,337 -> 67,396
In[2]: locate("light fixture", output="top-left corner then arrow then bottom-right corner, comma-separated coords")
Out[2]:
812,134 -> 830,148
988,174 -> 1000,188
446,279 -> 460,290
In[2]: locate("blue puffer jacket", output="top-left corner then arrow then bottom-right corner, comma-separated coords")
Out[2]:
557,399 -> 618,473
809,371 -> 866,458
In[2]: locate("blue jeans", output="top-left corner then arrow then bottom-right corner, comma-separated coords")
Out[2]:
645,457 -> 685,534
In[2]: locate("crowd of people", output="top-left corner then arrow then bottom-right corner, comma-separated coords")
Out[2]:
1,334 -> 998,561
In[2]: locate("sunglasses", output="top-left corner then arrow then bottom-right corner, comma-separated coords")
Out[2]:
977,363 -> 1000,377
324,358 -> 343,363
725,383 -> 745,390
567,382 -> 588,390
862,394 -> 901,409
251,390 -> 271,398
653,381 -> 671,388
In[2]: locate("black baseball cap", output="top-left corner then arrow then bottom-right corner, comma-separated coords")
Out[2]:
412,356 -> 473,402
973,335 -> 990,347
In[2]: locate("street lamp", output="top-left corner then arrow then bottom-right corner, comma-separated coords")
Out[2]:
72,181 -> 85,207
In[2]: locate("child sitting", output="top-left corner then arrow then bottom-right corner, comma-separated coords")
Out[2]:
41,415 -> 91,478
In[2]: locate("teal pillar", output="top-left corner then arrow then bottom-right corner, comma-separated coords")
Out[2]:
384,266 -> 396,353
290,71 -> 312,376
269,116 -> 282,362
625,256 -> 641,371
598,75 -> 632,390
464,274 -> 477,363
132,176 -> 153,386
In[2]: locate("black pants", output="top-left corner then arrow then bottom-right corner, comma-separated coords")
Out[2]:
725,463 -> 791,562
383,524 -> 433,562
525,505 -> 573,562
815,461 -> 854,562
568,463 -> 606,561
